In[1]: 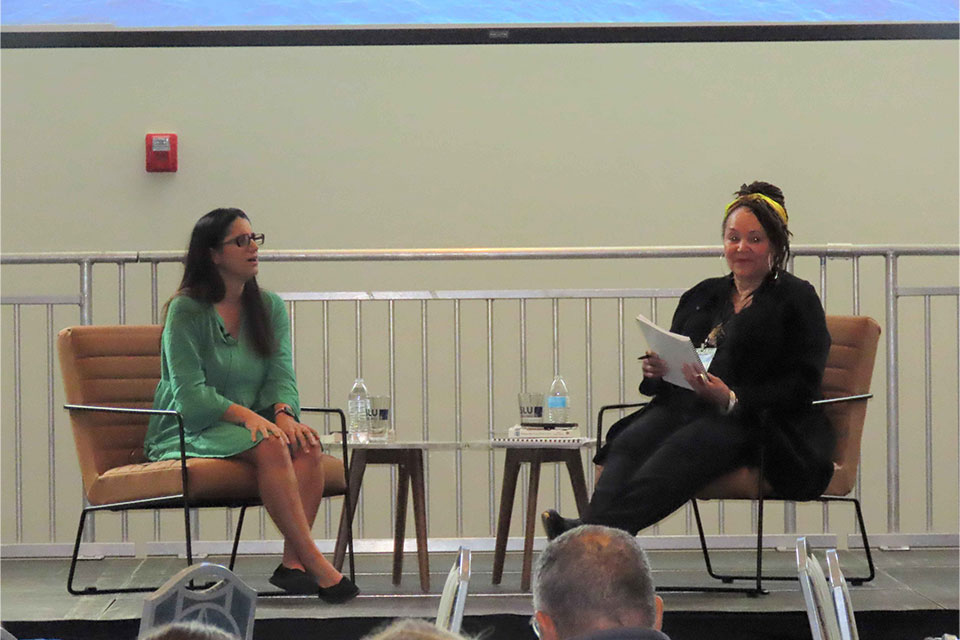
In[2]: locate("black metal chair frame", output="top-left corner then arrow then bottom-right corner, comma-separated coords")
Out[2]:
597,398 -> 876,597
65,404 -> 354,596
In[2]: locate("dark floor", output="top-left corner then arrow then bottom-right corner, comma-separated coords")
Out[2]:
1,548 -> 957,639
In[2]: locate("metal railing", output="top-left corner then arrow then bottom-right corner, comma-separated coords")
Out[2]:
2,244 -> 957,555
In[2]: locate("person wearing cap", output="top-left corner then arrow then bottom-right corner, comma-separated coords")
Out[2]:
543,181 -> 833,538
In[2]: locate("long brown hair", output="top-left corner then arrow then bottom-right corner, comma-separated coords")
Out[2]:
164,207 -> 275,357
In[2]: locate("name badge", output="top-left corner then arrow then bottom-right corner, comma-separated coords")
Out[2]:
696,347 -> 717,371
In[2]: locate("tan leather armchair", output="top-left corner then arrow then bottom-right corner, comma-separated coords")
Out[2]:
597,315 -> 881,595
58,324 -> 351,595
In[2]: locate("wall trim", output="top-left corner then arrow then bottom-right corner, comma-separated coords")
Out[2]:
2,22 -> 957,49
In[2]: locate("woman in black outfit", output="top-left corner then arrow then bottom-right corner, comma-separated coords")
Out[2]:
543,181 -> 834,538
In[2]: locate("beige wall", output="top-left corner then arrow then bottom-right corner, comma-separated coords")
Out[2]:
2,40 -> 957,295
1,39 -> 957,547
2,40 -> 957,255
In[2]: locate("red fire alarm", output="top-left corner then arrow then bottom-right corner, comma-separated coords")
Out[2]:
145,133 -> 178,172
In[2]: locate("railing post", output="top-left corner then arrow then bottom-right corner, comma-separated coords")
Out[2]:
78,260 -> 97,542
150,261 -> 160,324
454,299 -> 463,536
885,251 -> 900,533
923,296 -> 934,532
79,260 -> 93,325
47,305 -> 57,542
487,299 -> 496,533
14,305 -> 23,543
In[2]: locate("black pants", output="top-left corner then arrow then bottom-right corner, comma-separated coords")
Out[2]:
585,401 -> 755,535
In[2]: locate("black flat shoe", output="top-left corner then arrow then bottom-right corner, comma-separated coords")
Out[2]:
541,509 -> 582,541
318,576 -> 359,604
269,564 -> 318,595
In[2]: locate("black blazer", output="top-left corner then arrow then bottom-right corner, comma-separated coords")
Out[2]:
638,270 -> 835,499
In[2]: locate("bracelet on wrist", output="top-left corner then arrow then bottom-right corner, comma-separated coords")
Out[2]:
274,406 -> 296,419
724,390 -> 738,415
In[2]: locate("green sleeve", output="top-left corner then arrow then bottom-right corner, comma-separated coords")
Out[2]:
163,296 -> 234,432
254,292 -> 301,419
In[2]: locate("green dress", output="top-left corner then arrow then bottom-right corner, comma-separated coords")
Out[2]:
144,291 -> 301,461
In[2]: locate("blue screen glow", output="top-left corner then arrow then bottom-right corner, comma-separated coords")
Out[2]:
2,0 -> 957,29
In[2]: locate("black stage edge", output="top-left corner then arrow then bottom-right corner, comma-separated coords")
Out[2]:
5,610 -> 958,640
2,22 -> 957,49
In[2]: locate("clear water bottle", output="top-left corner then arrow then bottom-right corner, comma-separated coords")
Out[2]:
545,374 -> 569,424
347,377 -> 369,442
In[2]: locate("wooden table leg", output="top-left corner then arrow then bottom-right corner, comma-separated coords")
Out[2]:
409,450 -> 430,592
333,450 -> 367,571
563,450 -> 590,516
492,449 -> 522,585
392,455 -> 411,586
521,453 -> 542,592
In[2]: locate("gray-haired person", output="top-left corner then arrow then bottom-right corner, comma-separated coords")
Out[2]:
532,525 -> 670,640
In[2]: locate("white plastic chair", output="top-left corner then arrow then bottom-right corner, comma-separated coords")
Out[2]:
138,562 -> 256,640
826,549 -> 859,640
436,547 -> 471,634
797,537 -> 842,640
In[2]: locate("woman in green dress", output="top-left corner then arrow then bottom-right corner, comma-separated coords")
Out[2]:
145,208 -> 358,603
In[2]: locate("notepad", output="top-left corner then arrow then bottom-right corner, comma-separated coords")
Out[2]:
635,314 -> 705,391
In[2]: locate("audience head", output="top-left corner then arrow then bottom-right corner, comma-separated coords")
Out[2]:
139,621 -> 239,640
721,180 -> 792,273
533,525 -> 663,640
363,618 -> 468,640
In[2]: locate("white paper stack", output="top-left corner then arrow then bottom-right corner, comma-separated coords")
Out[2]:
635,313 -> 704,390
508,423 -> 580,438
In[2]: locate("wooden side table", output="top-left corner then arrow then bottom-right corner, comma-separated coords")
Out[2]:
330,441 -> 457,592
490,438 -> 592,591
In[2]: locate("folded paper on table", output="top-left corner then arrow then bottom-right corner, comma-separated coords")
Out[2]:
509,424 -> 580,438
635,313 -> 705,391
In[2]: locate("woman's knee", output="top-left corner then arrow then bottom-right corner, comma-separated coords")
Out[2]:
292,444 -> 324,467
254,436 -> 293,465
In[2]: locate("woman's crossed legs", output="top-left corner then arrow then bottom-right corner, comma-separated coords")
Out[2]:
236,437 -> 340,588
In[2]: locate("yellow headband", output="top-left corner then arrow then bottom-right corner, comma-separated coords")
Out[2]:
724,193 -> 788,226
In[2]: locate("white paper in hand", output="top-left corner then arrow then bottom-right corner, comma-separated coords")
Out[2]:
635,314 -> 705,390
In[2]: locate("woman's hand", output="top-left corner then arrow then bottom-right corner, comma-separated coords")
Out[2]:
242,414 -> 290,445
641,351 -> 667,380
681,362 -> 731,409
274,412 -> 321,453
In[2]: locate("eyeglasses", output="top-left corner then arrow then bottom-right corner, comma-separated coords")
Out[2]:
529,615 -> 542,639
222,233 -> 264,248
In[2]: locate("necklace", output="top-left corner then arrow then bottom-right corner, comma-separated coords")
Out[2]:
703,280 -> 755,348
732,288 -> 755,314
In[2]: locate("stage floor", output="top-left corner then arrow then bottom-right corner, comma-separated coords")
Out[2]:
1,548 -> 957,639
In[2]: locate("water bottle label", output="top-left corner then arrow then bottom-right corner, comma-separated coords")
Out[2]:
547,396 -> 568,408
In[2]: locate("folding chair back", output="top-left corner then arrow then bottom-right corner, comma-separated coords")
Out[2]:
826,549 -> 859,640
138,562 -> 257,640
797,538 -> 843,640
436,547 -> 471,634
